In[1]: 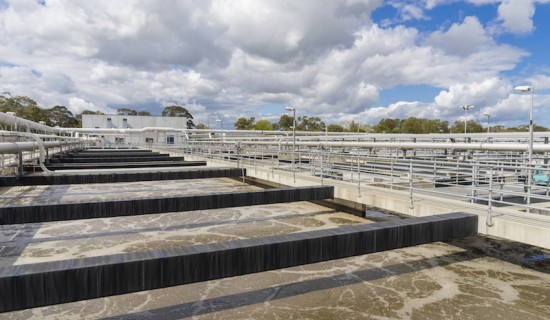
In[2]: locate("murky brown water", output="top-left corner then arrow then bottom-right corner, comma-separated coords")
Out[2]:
1,178 -> 549,319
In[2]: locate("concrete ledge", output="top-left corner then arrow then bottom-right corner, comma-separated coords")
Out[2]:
0,167 -> 245,186
0,186 -> 334,224
0,212 -> 477,312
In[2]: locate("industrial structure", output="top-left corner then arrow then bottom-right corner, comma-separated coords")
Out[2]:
81,114 -> 188,146
0,111 -> 548,317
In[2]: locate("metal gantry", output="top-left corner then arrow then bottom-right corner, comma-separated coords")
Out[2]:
1,114 -> 549,222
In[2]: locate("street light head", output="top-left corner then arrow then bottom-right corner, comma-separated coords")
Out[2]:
514,85 -> 532,93
461,105 -> 474,110
285,107 -> 295,111
483,112 -> 490,116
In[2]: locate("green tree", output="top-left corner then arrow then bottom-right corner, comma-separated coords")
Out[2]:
296,116 -> 325,131
327,124 -> 344,132
137,111 -> 151,116
161,105 -> 195,129
400,117 -> 424,134
254,119 -> 272,130
451,120 -> 484,133
196,123 -> 208,129
117,108 -> 137,115
278,114 -> 294,131
0,92 -> 44,120
374,118 -> 401,133
348,121 -> 365,133
421,119 -> 449,133
234,117 -> 256,130
18,104 -> 49,123
48,105 -> 79,127
0,93 -> 52,124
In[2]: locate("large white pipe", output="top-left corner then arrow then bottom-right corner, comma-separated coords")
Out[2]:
0,112 -> 59,133
0,141 -> 76,153
189,140 -> 550,152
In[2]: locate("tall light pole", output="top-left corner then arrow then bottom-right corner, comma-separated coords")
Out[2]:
216,119 -> 223,159
461,105 -> 474,134
285,107 -> 296,152
285,107 -> 296,183
515,85 -> 535,212
483,112 -> 490,133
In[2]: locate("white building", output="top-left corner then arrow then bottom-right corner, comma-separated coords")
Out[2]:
82,114 -> 188,146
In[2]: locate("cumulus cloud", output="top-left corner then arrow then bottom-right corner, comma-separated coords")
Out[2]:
425,16 -> 490,56
0,0 -> 547,129
497,0 -> 535,34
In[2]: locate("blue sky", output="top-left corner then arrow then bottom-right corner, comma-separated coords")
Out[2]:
0,0 -> 549,129
373,1 -> 550,111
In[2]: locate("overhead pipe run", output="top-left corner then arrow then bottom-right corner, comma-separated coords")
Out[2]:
188,139 -> 550,153
0,112 -> 60,134
0,132 -> 83,175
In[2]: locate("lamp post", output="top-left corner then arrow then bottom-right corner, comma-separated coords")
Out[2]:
483,112 -> 490,133
285,107 -> 296,183
216,119 -> 223,160
514,85 -> 535,212
285,107 -> 296,150
461,105 -> 474,134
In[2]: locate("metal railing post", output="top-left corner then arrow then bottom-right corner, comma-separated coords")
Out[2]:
487,166 -> 494,227
409,159 -> 414,209
526,163 -> 532,214
390,158 -> 394,189
357,152 -> 361,197
471,164 -> 477,203
320,149 -> 324,185
18,151 -> 23,176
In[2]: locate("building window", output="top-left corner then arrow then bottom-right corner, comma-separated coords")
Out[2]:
123,118 -> 128,128
145,137 -> 154,143
115,137 -> 124,143
166,135 -> 174,144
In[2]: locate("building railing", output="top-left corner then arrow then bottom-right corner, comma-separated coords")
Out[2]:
140,133 -> 550,226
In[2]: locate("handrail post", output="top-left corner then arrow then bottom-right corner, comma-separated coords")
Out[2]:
487,166 -> 494,227
409,159 -> 414,209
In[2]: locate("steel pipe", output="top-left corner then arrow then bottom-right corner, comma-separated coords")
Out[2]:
0,112 -> 59,133
187,140 -> 550,152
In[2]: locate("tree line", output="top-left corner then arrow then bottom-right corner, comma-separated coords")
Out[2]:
230,115 -> 549,133
2,92 -> 546,133
231,115 -> 367,132
0,92 -> 196,129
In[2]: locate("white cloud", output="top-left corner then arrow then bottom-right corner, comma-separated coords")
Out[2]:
497,0 -> 536,34
425,16 -> 490,56
0,0 -> 548,128
434,78 -> 512,111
